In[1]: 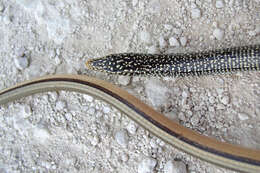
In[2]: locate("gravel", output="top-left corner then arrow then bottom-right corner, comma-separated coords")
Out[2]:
0,0 -> 259,172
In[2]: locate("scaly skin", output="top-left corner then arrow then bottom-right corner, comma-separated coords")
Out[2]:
86,45 -> 260,76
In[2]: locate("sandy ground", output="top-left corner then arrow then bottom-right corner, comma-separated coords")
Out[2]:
0,0 -> 260,172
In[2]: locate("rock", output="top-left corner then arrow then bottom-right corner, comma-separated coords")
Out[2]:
127,121 -> 137,134
169,37 -> 180,47
172,28 -> 182,36
64,113 -> 73,121
138,157 -> 157,173
164,24 -> 173,30
158,36 -> 167,48
3,15 -> 11,25
103,106 -> 111,114
208,96 -> 215,104
105,149 -> 112,158
213,28 -> 224,41
238,113 -> 249,121
190,116 -> 200,126
33,127 -> 50,143
148,45 -> 159,54
164,160 -> 187,173
145,79 -> 169,107
140,30 -> 152,44
91,135 -> 100,146
55,100 -> 67,111
216,103 -> 225,110
83,94 -> 94,102
88,107 -> 96,114
14,56 -> 29,70
121,153 -> 129,162
0,2 -> 5,12
18,104 -> 32,118
180,37 -> 187,46
132,0 -> 138,6
182,91 -> 189,98
220,95 -> 230,105
191,8 -> 201,19
149,138 -> 158,148
114,129 -> 129,147
248,25 -> 260,36
190,2 -> 197,9
118,75 -> 131,85
165,111 -> 180,123
216,0 -> 225,8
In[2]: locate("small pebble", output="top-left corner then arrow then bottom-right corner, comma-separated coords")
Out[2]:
248,30 -> 257,37
238,113 -> 249,121
41,161 -> 52,169
150,138 -> 158,148
118,75 -> 131,86
164,160 -> 187,173
55,100 -> 67,111
83,94 -> 94,102
127,121 -> 137,134
255,25 -> 260,35
208,107 -> 215,112
190,116 -> 199,126
248,25 -> 260,36
209,96 -> 215,104
114,129 -> 129,147
165,111 -> 179,123
220,95 -> 230,105
33,128 -> 50,143
48,92 -> 58,102
3,15 -> 11,24
17,47 -> 26,57
212,21 -> 218,28
164,24 -> 173,30
132,0 -> 138,6
180,37 -> 187,46
148,45 -> 159,54
91,135 -> 100,146
158,36 -> 167,48
216,104 -> 225,110
138,157 -> 157,173
105,149 -> 112,158
88,107 -> 96,114
0,3 -> 4,12
191,8 -> 201,19
169,37 -> 180,47
216,0 -> 225,8
213,28 -> 224,41
14,57 -> 29,70
190,2 -> 197,9
140,30 -> 152,44
121,153 -> 129,162
64,113 -> 72,121
172,28 -> 182,36
18,104 -> 32,118
145,79 -> 169,107
186,110 -> 193,117
182,91 -> 189,98
103,106 -> 111,114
